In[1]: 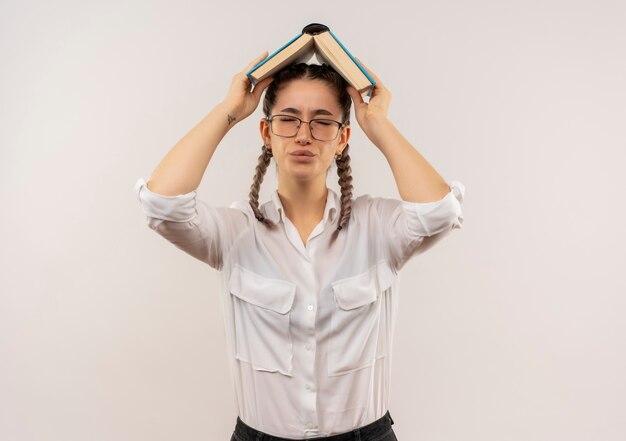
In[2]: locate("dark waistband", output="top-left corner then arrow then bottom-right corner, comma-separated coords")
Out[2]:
233,410 -> 395,441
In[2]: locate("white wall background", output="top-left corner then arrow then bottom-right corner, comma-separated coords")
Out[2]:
1,0 -> 625,440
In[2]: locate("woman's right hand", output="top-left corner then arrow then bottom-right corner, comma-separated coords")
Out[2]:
222,51 -> 274,122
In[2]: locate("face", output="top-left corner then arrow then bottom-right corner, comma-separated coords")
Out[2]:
260,78 -> 350,184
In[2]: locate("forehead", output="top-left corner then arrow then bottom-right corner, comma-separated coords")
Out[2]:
274,79 -> 340,116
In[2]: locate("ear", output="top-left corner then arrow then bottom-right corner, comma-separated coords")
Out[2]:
338,124 -> 351,150
259,117 -> 272,145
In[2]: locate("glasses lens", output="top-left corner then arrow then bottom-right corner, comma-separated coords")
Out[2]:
311,119 -> 339,141
272,116 -> 339,141
272,116 -> 300,137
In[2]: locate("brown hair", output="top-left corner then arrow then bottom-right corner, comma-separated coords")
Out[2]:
248,62 -> 353,244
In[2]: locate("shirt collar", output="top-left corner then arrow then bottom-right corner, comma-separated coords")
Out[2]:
266,188 -> 339,225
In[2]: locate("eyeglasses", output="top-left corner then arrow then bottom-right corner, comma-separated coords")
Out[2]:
266,114 -> 346,141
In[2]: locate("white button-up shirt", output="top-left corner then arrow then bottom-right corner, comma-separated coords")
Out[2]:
134,177 -> 465,439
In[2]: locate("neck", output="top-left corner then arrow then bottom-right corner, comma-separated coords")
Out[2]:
277,178 -> 328,224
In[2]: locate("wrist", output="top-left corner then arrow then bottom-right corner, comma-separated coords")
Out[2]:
364,115 -> 393,144
215,101 -> 242,129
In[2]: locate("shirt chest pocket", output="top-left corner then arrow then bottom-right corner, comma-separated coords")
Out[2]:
228,265 -> 297,376
328,260 -> 396,376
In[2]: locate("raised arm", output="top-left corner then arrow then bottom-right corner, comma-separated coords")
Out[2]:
135,52 -> 275,270
346,59 -> 464,271
148,51 -> 274,195
346,58 -> 451,201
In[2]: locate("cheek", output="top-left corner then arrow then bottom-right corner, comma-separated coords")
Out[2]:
325,156 -> 337,171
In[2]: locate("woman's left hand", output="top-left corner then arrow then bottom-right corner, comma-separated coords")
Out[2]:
345,58 -> 392,139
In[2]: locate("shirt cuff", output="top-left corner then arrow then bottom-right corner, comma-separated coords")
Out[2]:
400,180 -> 465,237
134,177 -> 197,222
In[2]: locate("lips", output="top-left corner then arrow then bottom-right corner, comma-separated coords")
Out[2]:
291,150 -> 315,156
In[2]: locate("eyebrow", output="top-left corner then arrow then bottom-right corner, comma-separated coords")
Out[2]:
279,107 -> 334,116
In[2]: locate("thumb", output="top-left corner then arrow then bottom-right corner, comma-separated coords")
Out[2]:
252,76 -> 274,101
346,85 -> 363,106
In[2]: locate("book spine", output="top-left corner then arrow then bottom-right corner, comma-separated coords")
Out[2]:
327,29 -> 376,98
246,31 -> 304,86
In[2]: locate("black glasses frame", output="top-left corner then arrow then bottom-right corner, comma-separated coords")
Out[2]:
266,114 -> 347,141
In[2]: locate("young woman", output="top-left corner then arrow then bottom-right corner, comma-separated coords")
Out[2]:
135,51 -> 465,441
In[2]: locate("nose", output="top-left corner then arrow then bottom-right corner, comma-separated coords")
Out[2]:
295,121 -> 312,143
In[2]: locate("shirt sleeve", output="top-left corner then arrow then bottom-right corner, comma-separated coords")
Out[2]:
372,180 -> 465,272
134,177 -> 250,271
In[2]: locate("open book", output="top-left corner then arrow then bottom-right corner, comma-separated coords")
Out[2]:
246,23 -> 376,98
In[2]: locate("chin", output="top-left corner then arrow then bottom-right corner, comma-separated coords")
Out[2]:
289,170 -> 321,181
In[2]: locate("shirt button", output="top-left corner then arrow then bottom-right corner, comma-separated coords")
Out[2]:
307,304 -> 314,311
305,344 -> 311,351
305,383 -> 311,390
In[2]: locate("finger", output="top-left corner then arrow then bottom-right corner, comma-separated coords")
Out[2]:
346,85 -> 364,106
252,76 -> 274,100
355,57 -> 382,84
246,50 -> 269,70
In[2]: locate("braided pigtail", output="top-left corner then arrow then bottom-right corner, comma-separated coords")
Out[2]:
330,143 -> 353,243
247,144 -> 278,230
